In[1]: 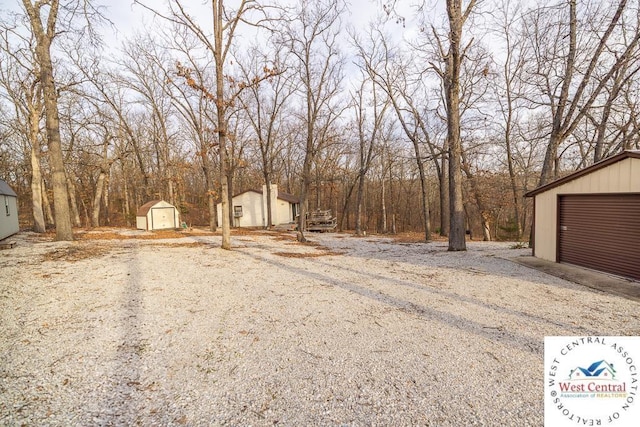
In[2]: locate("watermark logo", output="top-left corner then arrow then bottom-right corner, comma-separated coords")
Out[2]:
545,337 -> 639,426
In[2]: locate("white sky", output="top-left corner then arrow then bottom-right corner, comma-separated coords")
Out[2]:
97,0 -> 420,45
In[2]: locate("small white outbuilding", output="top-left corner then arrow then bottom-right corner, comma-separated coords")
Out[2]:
136,200 -> 180,231
217,184 -> 299,228
0,179 -> 19,241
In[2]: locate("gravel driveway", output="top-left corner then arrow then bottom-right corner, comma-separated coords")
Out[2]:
1,230 -> 638,426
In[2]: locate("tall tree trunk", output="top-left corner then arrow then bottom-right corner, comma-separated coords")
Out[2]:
123,167 -> 131,227
416,158 -> 432,241
104,173 -> 110,225
314,167 -> 321,210
91,140 -> 111,228
439,150 -> 450,237
66,173 -> 81,227
28,106 -> 46,233
227,171 -> 234,227
539,133 -> 562,186
355,173 -> 366,236
339,178 -> 356,231
297,161 -> 311,243
381,175 -> 387,234
461,152 -> 491,241
42,177 -> 54,225
23,0 -> 73,241
92,171 -> 106,227
389,164 -> 396,234
30,148 -> 46,233
264,174 -> 273,229
504,120 -> 522,239
201,156 -> 217,232
213,0 -> 230,249
168,179 -> 175,206
445,0 -> 471,251
208,195 -> 217,231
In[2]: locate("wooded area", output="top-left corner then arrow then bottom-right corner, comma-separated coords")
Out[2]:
1,0 -> 639,248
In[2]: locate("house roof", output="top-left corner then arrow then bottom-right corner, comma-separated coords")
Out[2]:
0,179 -> 17,197
233,188 -> 300,204
136,200 -> 162,216
525,150 -> 640,197
277,191 -> 300,204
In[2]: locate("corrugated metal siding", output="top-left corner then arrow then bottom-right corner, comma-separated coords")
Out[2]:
558,194 -> 640,281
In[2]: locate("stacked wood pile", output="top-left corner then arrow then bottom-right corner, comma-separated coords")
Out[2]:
306,209 -> 337,232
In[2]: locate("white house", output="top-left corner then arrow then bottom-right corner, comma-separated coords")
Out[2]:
136,200 -> 180,231
0,179 -> 19,241
217,184 -> 299,228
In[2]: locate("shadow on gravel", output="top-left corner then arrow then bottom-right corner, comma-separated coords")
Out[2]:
99,242 -> 144,424
235,248 -> 572,356
310,258 -> 600,336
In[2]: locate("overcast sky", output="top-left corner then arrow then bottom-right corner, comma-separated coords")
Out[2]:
97,0 -> 419,46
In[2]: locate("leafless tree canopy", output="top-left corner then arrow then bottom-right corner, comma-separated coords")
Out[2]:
2,0 -> 639,242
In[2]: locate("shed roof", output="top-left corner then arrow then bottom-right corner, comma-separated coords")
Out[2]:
136,200 -> 163,216
525,150 -> 640,197
0,179 -> 17,197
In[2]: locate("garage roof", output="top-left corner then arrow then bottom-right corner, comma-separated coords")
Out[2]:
525,150 -> 640,197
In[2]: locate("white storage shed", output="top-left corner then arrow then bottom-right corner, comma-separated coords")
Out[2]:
136,200 -> 180,231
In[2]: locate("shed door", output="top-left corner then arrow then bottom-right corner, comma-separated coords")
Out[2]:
558,194 -> 640,281
151,207 -> 176,230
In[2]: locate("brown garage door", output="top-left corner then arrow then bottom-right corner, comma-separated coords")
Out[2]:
558,194 -> 640,281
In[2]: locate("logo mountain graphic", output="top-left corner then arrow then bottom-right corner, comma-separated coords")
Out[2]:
568,360 -> 616,380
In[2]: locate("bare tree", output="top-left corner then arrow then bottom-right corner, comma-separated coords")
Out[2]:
137,0 -> 276,249
491,0 -> 529,239
160,28 -> 220,231
237,45 -> 296,229
439,0 -> 477,251
21,0 -> 74,240
118,37 -> 179,205
355,28 -> 438,241
283,0 -> 346,242
0,16 -> 47,232
351,72 -> 389,236
523,0 -> 640,185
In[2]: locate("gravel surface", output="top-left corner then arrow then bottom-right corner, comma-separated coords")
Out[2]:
1,230 -> 638,426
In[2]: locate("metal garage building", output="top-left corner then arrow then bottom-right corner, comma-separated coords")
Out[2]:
526,150 -> 640,281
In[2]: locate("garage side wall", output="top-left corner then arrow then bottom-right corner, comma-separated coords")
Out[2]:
533,157 -> 640,261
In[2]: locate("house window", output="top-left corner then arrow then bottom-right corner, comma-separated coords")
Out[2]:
4,196 -> 9,216
233,206 -> 243,217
